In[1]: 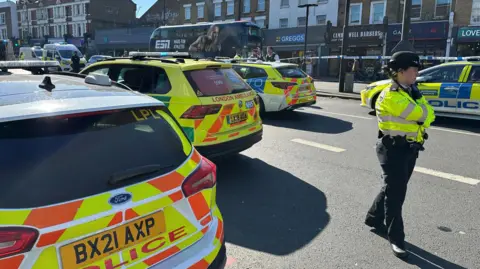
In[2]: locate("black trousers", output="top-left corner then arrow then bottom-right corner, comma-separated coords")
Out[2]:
366,136 -> 418,246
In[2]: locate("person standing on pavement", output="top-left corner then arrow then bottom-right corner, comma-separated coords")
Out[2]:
365,51 -> 436,259
265,46 -> 280,62
70,51 -> 81,73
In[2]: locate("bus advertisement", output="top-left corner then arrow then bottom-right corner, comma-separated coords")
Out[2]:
149,21 -> 263,58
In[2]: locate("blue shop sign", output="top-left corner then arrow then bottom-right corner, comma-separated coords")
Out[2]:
388,22 -> 448,41
275,34 -> 305,43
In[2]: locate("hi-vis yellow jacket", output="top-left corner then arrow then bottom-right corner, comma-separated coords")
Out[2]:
375,82 -> 436,143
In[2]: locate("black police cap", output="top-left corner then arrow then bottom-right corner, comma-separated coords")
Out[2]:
388,51 -> 420,71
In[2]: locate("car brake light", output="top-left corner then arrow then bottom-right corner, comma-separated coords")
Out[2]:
181,105 -> 222,119
271,82 -> 297,89
0,227 -> 38,259
182,157 -> 217,197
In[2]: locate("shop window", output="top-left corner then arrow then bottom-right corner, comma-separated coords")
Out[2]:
435,0 -> 451,18
198,3 -> 205,19
279,18 -> 288,28
349,3 -> 362,25
297,17 -> 306,27
471,0 -> 480,24
316,15 -> 326,25
184,5 -> 191,20
370,1 -> 385,24
281,0 -> 289,8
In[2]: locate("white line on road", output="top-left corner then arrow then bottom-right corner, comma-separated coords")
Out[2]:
291,138 -> 346,153
313,110 -> 374,120
430,127 -> 480,137
414,167 -> 480,185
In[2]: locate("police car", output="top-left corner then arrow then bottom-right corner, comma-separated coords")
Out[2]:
360,59 -> 480,120
0,61 -> 226,269
219,58 -> 317,114
80,52 -> 263,158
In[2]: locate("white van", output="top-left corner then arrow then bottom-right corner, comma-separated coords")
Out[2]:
19,46 -> 43,61
43,43 -> 86,71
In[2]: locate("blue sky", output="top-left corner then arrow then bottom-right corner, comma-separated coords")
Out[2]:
0,0 -> 156,18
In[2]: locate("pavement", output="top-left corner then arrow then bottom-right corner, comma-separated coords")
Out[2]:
315,81 -> 368,100
217,98 -> 479,269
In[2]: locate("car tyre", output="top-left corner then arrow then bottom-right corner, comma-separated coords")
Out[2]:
259,96 -> 266,118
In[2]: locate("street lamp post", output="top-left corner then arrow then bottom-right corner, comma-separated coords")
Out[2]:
298,3 -> 318,72
338,0 -> 351,92
391,0 -> 415,53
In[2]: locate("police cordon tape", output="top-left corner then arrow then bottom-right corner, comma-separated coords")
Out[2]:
279,55 -> 480,61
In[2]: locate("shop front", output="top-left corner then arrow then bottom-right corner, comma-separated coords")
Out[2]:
264,26 -> 327,76
455,27 -> 480,57
327,25 -> 385,77
387,21 -> 448,57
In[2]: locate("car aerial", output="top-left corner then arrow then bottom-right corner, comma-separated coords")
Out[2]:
219,59 -> 316,114
80,52 -> 263,158
360,59 -> 480,120
0,61 -> 226,269
86,55 -> 113,67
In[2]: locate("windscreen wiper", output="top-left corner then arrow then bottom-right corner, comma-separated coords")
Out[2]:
109,164 -> 175,185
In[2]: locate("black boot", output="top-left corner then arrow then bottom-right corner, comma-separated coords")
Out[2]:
391,243 -> 409,258
364,218 -> 387,234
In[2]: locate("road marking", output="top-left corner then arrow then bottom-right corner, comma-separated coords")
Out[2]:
430,127 -> 480,137
291,138 -> 346,153
414,167 -> 480,185
313,110 -> 374,120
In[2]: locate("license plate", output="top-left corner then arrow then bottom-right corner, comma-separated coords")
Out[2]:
227,112 -> 248,124
60,211 -> 165,269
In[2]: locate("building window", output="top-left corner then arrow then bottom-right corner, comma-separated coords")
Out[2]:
226,1 -> 233,15
198,3 -> 205,18
349,3 -> 362,25
316,14 -> 326,25
0,28 -> 7,39
297,16 -> 306,27
214,3 -> 221,17
256,18 -> 265,28
317,0 -> 328,4
299,0 -> 308,5
54,6 -> 65,18
0,13 -> 5,25
36,8 -> 48,20
472,0 -> 480,24
243,0 -> 250,13
281,0 -> 289,8
72,4 -> 84,16
184,5 -> 191,20
412,0 -> 422,19
370,1 -> 385,24
258,0 -> 265,11
435,0 -> 451,18
280,18 -> 288,28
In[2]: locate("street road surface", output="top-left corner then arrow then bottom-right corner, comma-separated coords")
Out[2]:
217,98 -> 479,269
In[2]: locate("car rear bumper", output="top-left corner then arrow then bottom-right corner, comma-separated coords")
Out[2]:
196,129 -> 263,158
284,100 -> 316,110
208,244 -> 227,269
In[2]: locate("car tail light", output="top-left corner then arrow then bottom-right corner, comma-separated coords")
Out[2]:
182,157 -> 217,197
180,105 -> 222,119
0,227 -> 38,259
271,82 -> 297,89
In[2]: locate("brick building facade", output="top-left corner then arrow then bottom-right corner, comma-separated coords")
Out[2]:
0,1 -> 19,40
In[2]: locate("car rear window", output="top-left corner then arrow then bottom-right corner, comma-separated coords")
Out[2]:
184,68 -> 251,97
275,66 -> 307,78
0,106 -> 189,209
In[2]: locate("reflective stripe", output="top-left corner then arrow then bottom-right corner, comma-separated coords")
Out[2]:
380,129 -> 419,137
377,115 -> 412,124
418,104 -> 428,122
399,103 -> 416,119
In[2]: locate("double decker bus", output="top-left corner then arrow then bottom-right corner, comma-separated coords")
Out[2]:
149,21 -> 263,58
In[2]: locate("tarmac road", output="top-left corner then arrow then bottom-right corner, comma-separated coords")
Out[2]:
217,98 -> 479,269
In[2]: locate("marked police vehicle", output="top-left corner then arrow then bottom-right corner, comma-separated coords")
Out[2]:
361,58 -> 480,120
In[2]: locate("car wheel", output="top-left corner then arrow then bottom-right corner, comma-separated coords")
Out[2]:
258,96 -> 266,118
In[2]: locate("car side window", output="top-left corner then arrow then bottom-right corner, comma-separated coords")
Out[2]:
244,67 -> 268,79
421,65 -> 465,83
232,66 -> 247,79
114,65 -> 172,94
83,66 -> 110,76
467,66 -> 480,82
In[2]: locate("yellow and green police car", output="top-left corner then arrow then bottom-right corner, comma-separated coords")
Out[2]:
221,59 -> 316,114
361,60 -> 480,120
80,52 -> 263,158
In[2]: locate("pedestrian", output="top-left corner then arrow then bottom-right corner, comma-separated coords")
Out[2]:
70,51 -> 81,73
365,51 -> 436,259
265,46 -> 280,62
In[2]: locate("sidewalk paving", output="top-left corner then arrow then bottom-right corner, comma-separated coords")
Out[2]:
314,81 -> 367,100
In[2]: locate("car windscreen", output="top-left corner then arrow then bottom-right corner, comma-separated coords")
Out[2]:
275,66 -> 307,78
58,49 -> 83,59
34,50 -> 43,57
0,106 -> 189,209
184,68 -> 251,96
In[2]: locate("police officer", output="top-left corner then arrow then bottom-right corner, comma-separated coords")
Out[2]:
365,51 -> 436,258
265,46 -> 279,62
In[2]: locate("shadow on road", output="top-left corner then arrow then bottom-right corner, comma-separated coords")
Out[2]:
215,155 -> 330,255
262,111 -> 353,134
370,230 -> 467,269
432,117 -> 480,134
